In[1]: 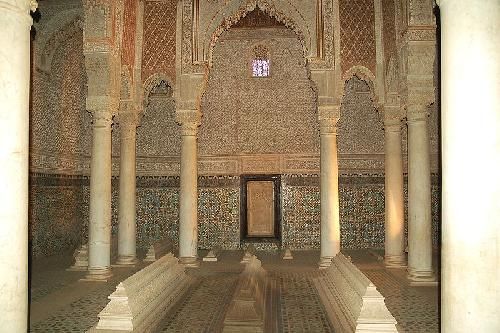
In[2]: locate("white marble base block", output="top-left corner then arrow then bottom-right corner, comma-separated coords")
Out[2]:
282,248 -> 293,260
313,253 -> 398,333
143,238 -> 174,263
89,253 -> 193,332
67,244 -> 89,271
203,247 -> 221,262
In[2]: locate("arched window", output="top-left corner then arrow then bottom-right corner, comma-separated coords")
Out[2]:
251,44 -> 270,77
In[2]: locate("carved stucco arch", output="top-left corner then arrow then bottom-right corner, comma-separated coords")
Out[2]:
35,9 -> 83,74
341,65 -> 379,106
202,0 -> 313,68
340,65 -> 385,126
143,73 -> 176,108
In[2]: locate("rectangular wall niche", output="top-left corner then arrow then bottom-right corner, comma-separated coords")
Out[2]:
240,175 -> 281,244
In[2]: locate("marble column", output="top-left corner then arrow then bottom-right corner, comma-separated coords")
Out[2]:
0,0 -> 35,330
116,112 -> 139,265
406,108 -> 435,284
177,112 -> 201,267
383,116 -> 406,267
85,110 -> 114,281
440,0 -> 499,331
318,105 -> 341,268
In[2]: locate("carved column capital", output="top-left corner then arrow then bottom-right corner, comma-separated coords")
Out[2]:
176,109 -> 201,136
382,104 -> 405,131
407,104 -> 429,123
384,118 -> 404,132
318,104 -> 340,135
87,95 -> 118,127
91,109 -> 113,128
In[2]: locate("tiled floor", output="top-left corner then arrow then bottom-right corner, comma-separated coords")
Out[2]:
29,250 -> 439,333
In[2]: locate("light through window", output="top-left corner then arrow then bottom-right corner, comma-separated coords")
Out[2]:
252,59 -> 270,77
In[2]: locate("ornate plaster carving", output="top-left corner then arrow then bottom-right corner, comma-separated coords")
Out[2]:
35,10 -> 83,73
142,0 -> 177,84
176,109 -> 201,136
185,0 -> 317,71
339,0 -> 376,76
341,66 -> 380,110
120,65 -> 132,100
318,104 -> 340,134
408,0 -> 435,26
143,72 -> 176,107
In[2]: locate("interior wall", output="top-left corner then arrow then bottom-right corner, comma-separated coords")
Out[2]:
28,3 -> 441,258
199,26 -> 319,156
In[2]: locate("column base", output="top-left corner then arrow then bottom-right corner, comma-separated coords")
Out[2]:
282,248 -> 293,260
318,256 -> 333,269
407,267 -> 438,286
384,254 -> 407,268
113,255 -> 138,267
80,267 -> 113,282
179,256 -> 200,268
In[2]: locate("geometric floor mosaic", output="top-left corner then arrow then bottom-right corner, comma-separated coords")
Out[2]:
348,250 -> 440,333
29,250 -> 439,333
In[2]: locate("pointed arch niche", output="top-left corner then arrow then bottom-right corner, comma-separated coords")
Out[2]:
137,76 -> 180,157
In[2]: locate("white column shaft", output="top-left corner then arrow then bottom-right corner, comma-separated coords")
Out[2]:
117,123 -> 137,264
0,1 -> 32,330
320,131 -> 341,264
384,123 -> 406,266
179,133 -> 198,261
407,113 -> 434,281
87,117 -> 113,278
440,0 -> 500,331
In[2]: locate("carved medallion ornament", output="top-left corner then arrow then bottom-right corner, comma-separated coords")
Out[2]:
182,0 -> 332,73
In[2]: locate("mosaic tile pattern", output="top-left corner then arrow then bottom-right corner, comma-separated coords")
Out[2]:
30,174 -> 441,257
198,187 -> 240,249
134,187 -> 180,250
274,271 -> 334,333
30,268 -> 142,333
29,183 -> 88,257
137,96 -> 180,157
348,250 -> 439,333
282,183 -> 321,250
30,251 -> 439,333
158,274 -> 239,333
31,25 -> 91,159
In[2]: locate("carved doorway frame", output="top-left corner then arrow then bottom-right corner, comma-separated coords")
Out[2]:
240,174 -> 282,244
